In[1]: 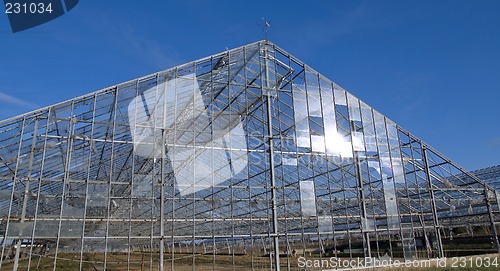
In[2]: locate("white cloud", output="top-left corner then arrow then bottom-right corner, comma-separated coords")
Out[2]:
0,92 -> 39,110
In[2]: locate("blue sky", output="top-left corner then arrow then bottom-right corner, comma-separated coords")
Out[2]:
0,0 -> 499,170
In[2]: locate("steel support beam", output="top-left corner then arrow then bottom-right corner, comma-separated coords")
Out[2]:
422,146 -> 444,258
13,119 -> 38,271
484,187 -> 500,253
354,152 -> 371,258
263,42 -> 280,271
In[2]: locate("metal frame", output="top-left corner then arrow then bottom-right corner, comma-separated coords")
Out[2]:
0,40 -> 498,270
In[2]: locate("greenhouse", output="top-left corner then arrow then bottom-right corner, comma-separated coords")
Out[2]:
0,40 -> 498,270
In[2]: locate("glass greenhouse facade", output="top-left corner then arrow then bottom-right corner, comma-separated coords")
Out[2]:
0,40 -> 499,270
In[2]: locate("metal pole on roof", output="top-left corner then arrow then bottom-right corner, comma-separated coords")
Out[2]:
262,18 -> 270,41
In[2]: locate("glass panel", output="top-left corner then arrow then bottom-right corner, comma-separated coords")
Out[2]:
334,88 -> 347,106
311,135 -> 326,152
325,132 -> 353,157
347,93 -> 362,121
293,91 -> 310,149
308,94 -> 322,117
300,181 -> 317,216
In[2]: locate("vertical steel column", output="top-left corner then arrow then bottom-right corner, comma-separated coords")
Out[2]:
128,81 -> 140,270
159,131 -> 166,271
80,95 -> 97,270
354,152 -> 371,258
28,111 -> 51,269
421,147 -> 444,258
159,73 -> 167,271
13,119 -> 38,270
53,103 -> 76,271
103,90 -> 119,270
170,69 -> 180,271
263,42 -> 280,271
0,117 -> 26,270
484,187 -> 500,252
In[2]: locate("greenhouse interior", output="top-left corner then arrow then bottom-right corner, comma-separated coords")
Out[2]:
0,40 -> 499,270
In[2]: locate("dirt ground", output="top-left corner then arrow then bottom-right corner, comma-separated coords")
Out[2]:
3,252 -> 500,270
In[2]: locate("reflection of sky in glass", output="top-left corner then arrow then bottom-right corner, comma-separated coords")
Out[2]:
290,76 -> 411,230
318,216 -> 333,233
300,181 -> 317,216
128,74 -> 248,196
